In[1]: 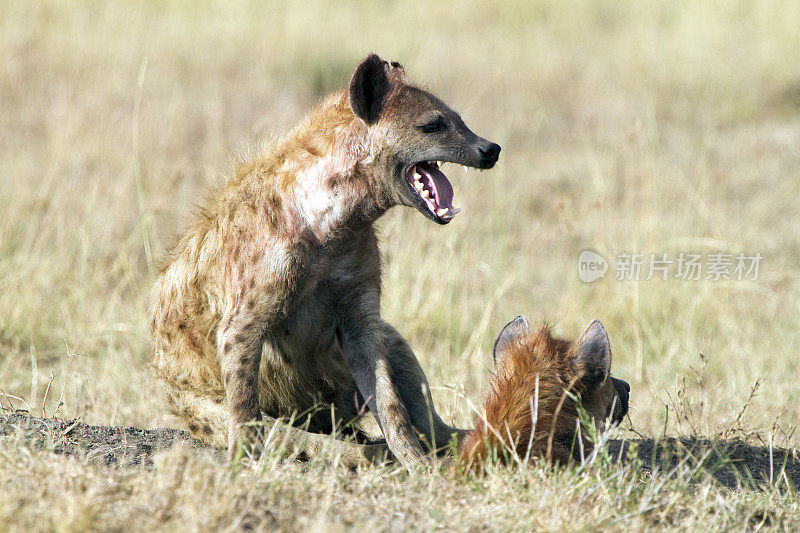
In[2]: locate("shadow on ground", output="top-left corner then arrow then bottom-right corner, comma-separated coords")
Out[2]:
1,412 -> 797,491
607,437 -> 799,491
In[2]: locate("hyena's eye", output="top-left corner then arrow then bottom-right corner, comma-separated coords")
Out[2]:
419,117 -> 446,134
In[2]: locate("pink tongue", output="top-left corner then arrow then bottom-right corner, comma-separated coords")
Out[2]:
419,164 -> 454,209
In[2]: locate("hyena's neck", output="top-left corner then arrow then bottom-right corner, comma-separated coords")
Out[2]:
257,91 -> 386,244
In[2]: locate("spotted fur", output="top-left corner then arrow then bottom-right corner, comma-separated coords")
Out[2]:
149,54 -> 500,465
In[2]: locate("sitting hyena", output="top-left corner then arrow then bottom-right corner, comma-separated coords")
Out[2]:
459,317 -> 630,470
150,54 -> 501,466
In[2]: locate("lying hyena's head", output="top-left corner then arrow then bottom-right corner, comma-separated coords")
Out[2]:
492,316 -> 630,434
461,317 -> 630,467
348,53 -> 501,224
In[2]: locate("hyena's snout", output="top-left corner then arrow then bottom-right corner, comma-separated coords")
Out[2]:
610,377 -> 630,424
475,139 -> 501,169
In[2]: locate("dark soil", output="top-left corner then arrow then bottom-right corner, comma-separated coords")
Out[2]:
2,412 -> 798,490
0,412 -> 213,468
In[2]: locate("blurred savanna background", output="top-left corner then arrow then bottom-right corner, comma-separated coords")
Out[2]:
2,1 -> 800,530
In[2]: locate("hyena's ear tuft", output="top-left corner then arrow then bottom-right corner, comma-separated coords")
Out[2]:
389,61 -> 407,80
349,53 -> 390,125
572,320 -> 612,388
492,315 -> 531,376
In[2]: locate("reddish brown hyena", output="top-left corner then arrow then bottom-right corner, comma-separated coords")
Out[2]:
149,54 -> 501,466
460,317 -> 630,470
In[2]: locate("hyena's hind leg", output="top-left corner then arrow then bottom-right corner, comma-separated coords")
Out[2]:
161,380 -> 390,466
159,380 -> 231,448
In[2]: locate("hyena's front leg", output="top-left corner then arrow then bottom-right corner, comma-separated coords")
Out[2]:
344,338 -> 427,466
339,291 -> 428,466
218,311 -> 265,457
380,322 -> 468,451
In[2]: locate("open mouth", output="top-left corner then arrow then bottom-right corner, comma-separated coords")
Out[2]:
405,161 -> 463,223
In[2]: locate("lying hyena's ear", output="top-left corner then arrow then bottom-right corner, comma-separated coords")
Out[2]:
572,320 -> 612,387
349,53 -> 390,125
492,315 -> 531,376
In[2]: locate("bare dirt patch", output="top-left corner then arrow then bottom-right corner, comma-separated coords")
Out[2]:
0,412 -> 210,468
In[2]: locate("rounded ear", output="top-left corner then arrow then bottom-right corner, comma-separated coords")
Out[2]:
492,315 -> 531,375
572,320 -> 612,387
349,53 -> 390,124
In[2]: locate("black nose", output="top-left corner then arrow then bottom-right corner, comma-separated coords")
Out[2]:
477,142 -> 501,165
611,377 -> 630,421
612,377 -> 630,399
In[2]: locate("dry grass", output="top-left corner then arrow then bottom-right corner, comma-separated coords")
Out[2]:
1,0 -> 800,530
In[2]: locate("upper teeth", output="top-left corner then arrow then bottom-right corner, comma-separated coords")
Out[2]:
421,190 -> 430,199
436,208 -> 448,217
414,180 -> 424,191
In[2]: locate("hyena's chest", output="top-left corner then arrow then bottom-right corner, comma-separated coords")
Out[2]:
263,285 -> 341,369
257,238 -> 379,410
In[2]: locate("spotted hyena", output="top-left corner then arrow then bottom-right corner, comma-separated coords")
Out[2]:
460,317 -> 630,469
149,54 -> 501,466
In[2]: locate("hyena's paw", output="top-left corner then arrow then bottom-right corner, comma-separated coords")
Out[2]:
303,435 -> 392,468
227,422 -> 267,461
358,441 -> 392,465
227,420 -> 393,467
